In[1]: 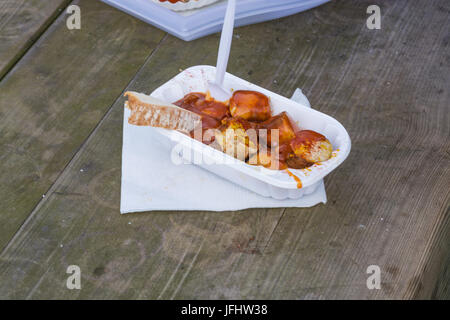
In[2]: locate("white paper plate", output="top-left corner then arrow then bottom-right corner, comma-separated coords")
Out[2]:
151,0 -> 221,11
101,0 -> 330,41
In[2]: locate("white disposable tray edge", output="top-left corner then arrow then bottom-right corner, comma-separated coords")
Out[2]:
101,0 -> 331,41
149,65 -> 351,193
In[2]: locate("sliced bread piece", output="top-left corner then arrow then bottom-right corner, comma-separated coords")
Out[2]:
124,91 -> 201,133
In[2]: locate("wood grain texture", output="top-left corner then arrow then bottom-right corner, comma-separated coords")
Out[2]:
0,0 -> 449,299
0,0 -> 72,79
0,0 -> 165,251
433,252 -> 449,299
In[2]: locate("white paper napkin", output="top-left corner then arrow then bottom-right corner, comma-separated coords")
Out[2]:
120,88 -> 326,213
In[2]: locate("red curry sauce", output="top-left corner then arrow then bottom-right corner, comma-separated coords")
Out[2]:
173,91 -> 323,172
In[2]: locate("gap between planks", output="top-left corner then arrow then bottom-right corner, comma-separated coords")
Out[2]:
0,33 -> 169,257
0,0 -> 74,82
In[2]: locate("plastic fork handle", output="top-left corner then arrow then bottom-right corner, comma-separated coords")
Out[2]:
215,0 -> 236,86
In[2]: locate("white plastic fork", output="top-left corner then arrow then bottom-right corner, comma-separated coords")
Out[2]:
207,0 -> 236,102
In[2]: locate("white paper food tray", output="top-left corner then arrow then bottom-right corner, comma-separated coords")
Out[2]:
101,0 -> 330,41
148,65 -> 351,199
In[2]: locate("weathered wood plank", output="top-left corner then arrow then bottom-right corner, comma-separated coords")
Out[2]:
0,0 -> 166,251
0,0 -> 449,299
0,0 -> 72,79
433,254 -> 449,299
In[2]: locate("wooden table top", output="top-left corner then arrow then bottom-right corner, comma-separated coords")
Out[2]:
0,0 -> 448,299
